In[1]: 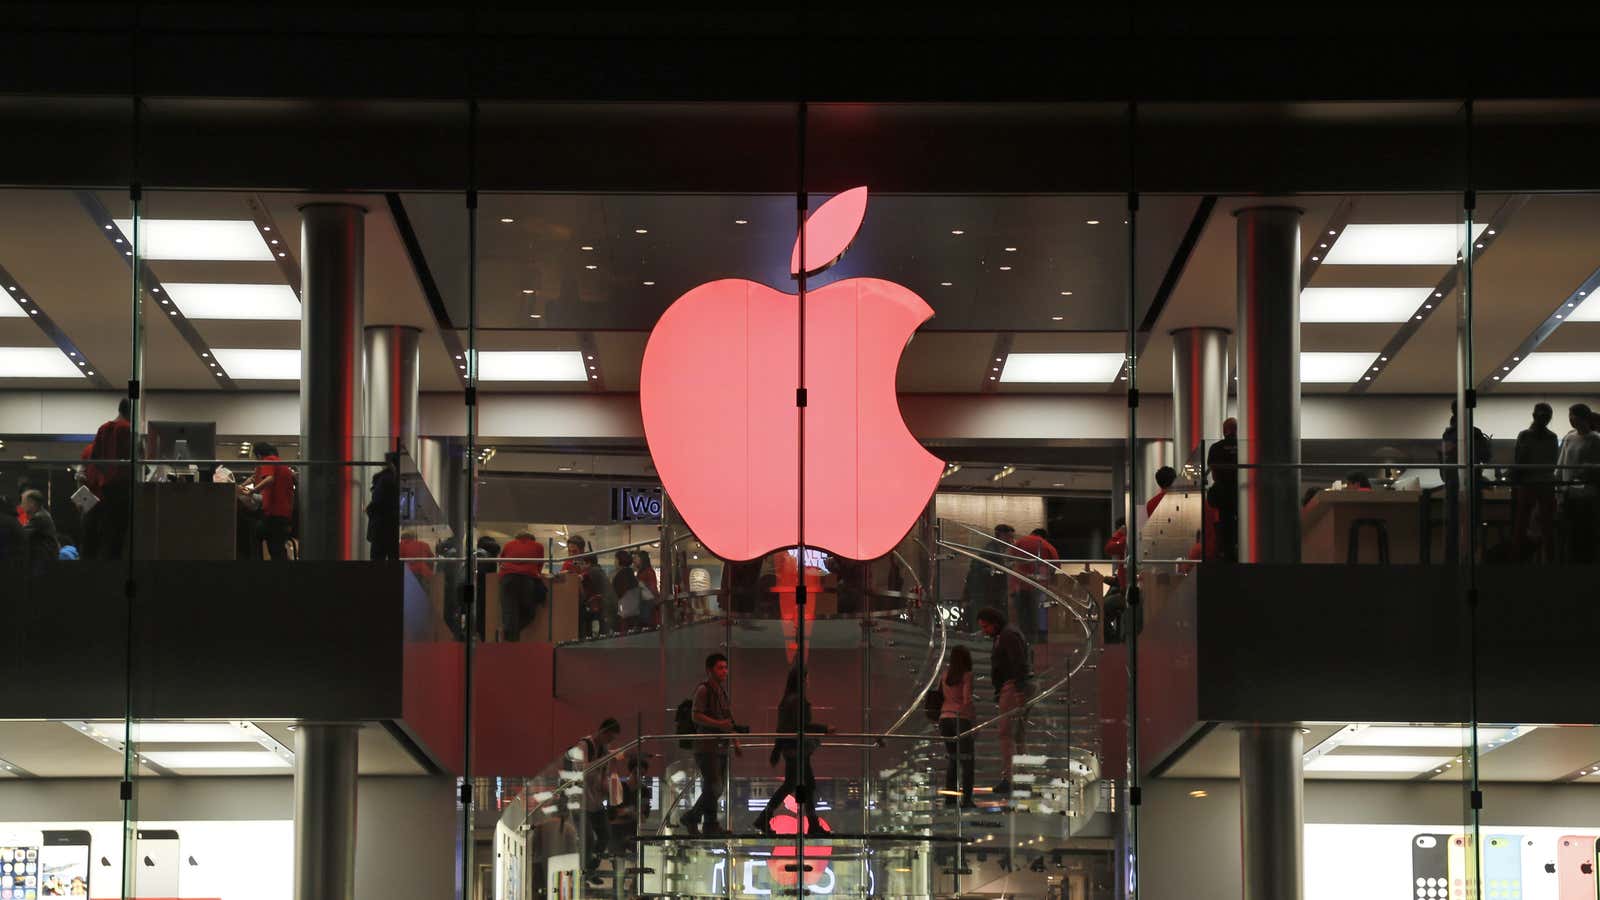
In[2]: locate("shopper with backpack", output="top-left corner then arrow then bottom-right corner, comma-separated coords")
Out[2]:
682,653 -> 741,834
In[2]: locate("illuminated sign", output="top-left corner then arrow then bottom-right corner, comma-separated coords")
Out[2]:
612,486 -> 663,523
639,187 -> 944,562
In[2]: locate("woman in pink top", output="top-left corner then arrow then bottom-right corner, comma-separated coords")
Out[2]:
938,645 -> 976,807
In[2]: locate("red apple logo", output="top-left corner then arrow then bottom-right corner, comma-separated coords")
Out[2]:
764,795 -> 834,888
640,187 -> 943,561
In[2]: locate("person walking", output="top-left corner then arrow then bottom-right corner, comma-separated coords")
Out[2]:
1512,402 -> 1560,561
1009,528 -> 1057,643
241,442 -> 295,560
498,531 -> 547,641
575,553 -> 618,638
938,645 -> 976,808
1206,417 -> 1239,561
977,607 -> 1032,796
576,718 -> 623,886
753,666 -> 832,836
962,523 -> 1014,633
683,652 -> 740,834
82,398 -> 133,560
365,462 -> 399,561
613,549 -> 642,632
635,550 -> 660,627
1557,403 -> 1600,563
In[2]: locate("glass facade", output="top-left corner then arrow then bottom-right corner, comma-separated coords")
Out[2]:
0,78 -> 1598,900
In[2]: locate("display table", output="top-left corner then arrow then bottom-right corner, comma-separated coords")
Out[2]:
529,574 -> 580,643
133,481 -> 237,560
1300,489 -> 1422,563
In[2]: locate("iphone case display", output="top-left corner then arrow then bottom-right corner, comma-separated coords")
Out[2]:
1449,834 -> 1477,900
1555,836 -> 1596,900
1482,835 -> 1522,900
1414,834 -> 1450,900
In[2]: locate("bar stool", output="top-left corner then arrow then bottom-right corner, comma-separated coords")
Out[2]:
1347,518 -> 1391,564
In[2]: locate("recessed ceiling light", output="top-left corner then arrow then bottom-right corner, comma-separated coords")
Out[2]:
1004,247 -> 1018,252
950,229 -> 965,235
1051,315 -> 1064,321
212,348 -> 301,380
522,289 -> 535,294
1487,228 -> 1497,235
529,313 -> 542,319
112,218 -> 275,261
1085,219 -> 1101,225
939,281 -> 953,287
999,266 -> 1012,271
1301,352 -> 1381,383
140,751 -> 290,770
1502,352 -> 1600,383
499,217 -> 515,224
1311,256 -> 1320,262
0,348 -> 85,378
643,281 -> 656,286
1299,286 -> 1440,321
585,264 -> 597,270
734,219 -> 748,225
1060,291 -> 1073,296
163,283 -> 301,320
477,350 -> 589,382
1322,223 -> 1488,265
580,245 -> 594,251
28,309 -> 38,315
999,352 -> 1124,383
634,228 -> 648,234
103,224 -> 113,230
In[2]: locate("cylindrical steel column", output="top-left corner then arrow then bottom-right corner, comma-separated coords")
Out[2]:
1234,207 -> 1303,564
1170,327 -> 1231,464
417,436 -> 469,544
1238,725 -> 1305,900
293,723 -> 359,900
300,204 -> 367,561
363,325 -> 421,464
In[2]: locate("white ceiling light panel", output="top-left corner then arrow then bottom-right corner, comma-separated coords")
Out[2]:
138,751 -> 291,770
999,352 -> 1125,383
1304,754 -> 1453,774
212,348 -> 301,380
1322,223 -> 1488,266
477,350 -> 590,382
0,347 -> 86,378
1301,352 -> 1380,383
163,283 -> 300,320
112,218 -> 274,261
1567,294 -> 1600,322
1300,287 -> 1435,323
1503,352 -> 1600,383
1340,726 -> 1519,748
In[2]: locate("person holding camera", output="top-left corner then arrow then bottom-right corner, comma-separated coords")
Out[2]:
682,652 -> 743,834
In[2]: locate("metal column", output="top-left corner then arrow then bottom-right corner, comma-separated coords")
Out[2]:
293,723 -> 359,900
363,325 -> 421,464
1234,207 -> 1303,565
1238,725 -> 1305,900
299,203 -> 367,561
1170,326 -> 1231,465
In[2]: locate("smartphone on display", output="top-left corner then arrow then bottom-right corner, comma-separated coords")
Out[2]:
37,832 -> 89,898
1524,837 -> 1558,900
133,830 -> 179,899
1555,835 -> 1595,900
1448,834 -> 1478,900
1413,834 -> 1450,900
0,831 -> 42,900
1482,835 -> 1521,900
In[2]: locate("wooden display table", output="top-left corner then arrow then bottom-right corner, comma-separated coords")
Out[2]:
529,573 -> 580,643
1301,489 -> 1422,563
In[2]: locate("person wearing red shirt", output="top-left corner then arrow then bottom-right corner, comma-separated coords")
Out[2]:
1146,466 -> 1180,520
82,398 -> 134,560
399,531 -> 435,580
243,442 -> 295,560
498,531 -> 548,641
1009,527 -> 1058,643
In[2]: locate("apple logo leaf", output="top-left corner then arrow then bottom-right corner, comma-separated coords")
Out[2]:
790,186 -> 869,278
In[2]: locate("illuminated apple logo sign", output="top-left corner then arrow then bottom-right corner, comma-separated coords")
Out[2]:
640,187 -> 944,561
765,795 -> 834,890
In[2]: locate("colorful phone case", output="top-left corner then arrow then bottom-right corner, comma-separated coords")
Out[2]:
1482,835 -> 1522,900
1415,834 -> 1451,900
1522,837 -> 1558,900
1449,834 -> 1479,900
1555,835 -> 1595,900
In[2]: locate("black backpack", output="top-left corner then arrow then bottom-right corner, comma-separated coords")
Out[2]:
923,684 -> 944,723
675,698 -> 696,749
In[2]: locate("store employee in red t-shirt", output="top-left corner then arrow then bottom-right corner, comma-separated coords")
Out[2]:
498,532 -> 548,641
242,442 -> 296,560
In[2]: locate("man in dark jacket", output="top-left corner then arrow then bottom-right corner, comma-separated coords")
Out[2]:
1206,418 -> 1238,561
20,489 -> 59,562
977,606 -> 1031,795
1512,402 -> 1560,561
